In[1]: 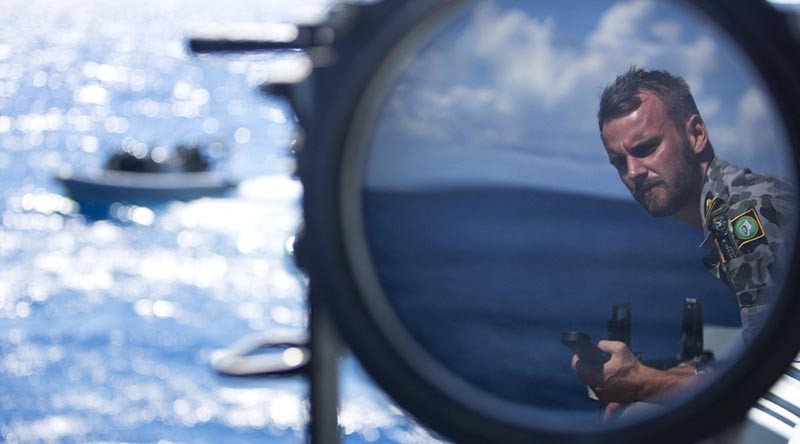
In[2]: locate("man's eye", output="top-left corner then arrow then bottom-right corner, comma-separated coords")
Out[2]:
633,142 -> 658,157
610,158 -> 626,173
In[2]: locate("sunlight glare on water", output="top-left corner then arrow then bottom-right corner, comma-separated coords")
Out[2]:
0,0 -> 445,442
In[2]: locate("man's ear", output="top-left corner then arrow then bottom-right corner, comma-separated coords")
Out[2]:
685,114 -> 708,155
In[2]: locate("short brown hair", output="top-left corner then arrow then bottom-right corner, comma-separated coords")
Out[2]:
598,67 -> 701,132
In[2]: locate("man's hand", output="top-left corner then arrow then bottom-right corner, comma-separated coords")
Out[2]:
570,340 -> 700,406
571,340 -> 647,403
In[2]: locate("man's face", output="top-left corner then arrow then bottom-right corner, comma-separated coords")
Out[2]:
601,92 -> 702,217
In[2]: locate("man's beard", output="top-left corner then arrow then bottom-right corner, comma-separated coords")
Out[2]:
636,142 -> 702,217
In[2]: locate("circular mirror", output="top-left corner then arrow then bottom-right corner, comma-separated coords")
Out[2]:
301,0 -> 800,442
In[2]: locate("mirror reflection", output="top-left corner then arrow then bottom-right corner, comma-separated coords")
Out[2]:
358,0 -> 796,421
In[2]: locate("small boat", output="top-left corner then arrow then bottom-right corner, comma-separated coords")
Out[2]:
55,142 -> 238,203
55,169 -> 238,203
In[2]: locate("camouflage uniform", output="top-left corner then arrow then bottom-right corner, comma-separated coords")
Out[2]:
700,157 -> 795,343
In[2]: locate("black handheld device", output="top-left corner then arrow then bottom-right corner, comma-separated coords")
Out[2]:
608,303 -> 631,346
562,331 -> 611,366
679,298 -> 704,361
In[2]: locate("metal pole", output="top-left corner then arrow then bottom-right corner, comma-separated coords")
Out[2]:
309,285 -> 342,444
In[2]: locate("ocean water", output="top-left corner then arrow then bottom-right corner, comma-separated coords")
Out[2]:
0,1 -> 443,443
364,187 -> 740,409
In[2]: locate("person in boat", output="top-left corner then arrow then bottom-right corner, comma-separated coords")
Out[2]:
104,143 -> 212,173
170,144 -> 210,172
570,67 -> 795,419
105,149 -> 159,172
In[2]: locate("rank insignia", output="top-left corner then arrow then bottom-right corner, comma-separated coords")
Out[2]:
731,208 -> 766,248
705,194 -> 717,215
703,196 -> 741,263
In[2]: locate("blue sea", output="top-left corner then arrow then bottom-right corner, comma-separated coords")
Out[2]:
363,187 -> 740,410
0,0 -> 745,442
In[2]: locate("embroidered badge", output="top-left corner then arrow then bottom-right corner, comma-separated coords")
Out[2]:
734,216 -> 758,239
730,208 -> 766,248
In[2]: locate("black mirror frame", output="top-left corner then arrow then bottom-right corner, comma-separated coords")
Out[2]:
298,1 -> 800,443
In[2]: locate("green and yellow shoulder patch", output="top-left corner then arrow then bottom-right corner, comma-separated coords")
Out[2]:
730,208 -> 766,248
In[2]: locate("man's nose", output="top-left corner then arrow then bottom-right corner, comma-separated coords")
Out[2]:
626,157 -> 647,182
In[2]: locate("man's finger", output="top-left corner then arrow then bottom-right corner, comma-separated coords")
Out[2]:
597,340 -> 625,354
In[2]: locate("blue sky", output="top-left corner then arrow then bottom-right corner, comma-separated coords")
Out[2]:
362,0 -> 794,198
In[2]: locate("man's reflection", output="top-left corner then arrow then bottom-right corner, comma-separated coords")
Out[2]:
571,67 -> 795,418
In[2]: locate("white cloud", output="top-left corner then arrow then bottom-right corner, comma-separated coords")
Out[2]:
676,36 -> 718,94
364,0 -> 776,192
650,21 -> 682,42
711,87 -> 792,177
739,87 -> 770,120
388,0 -> 721,138
587,0 -> 655,47
696,98 -> 720,119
